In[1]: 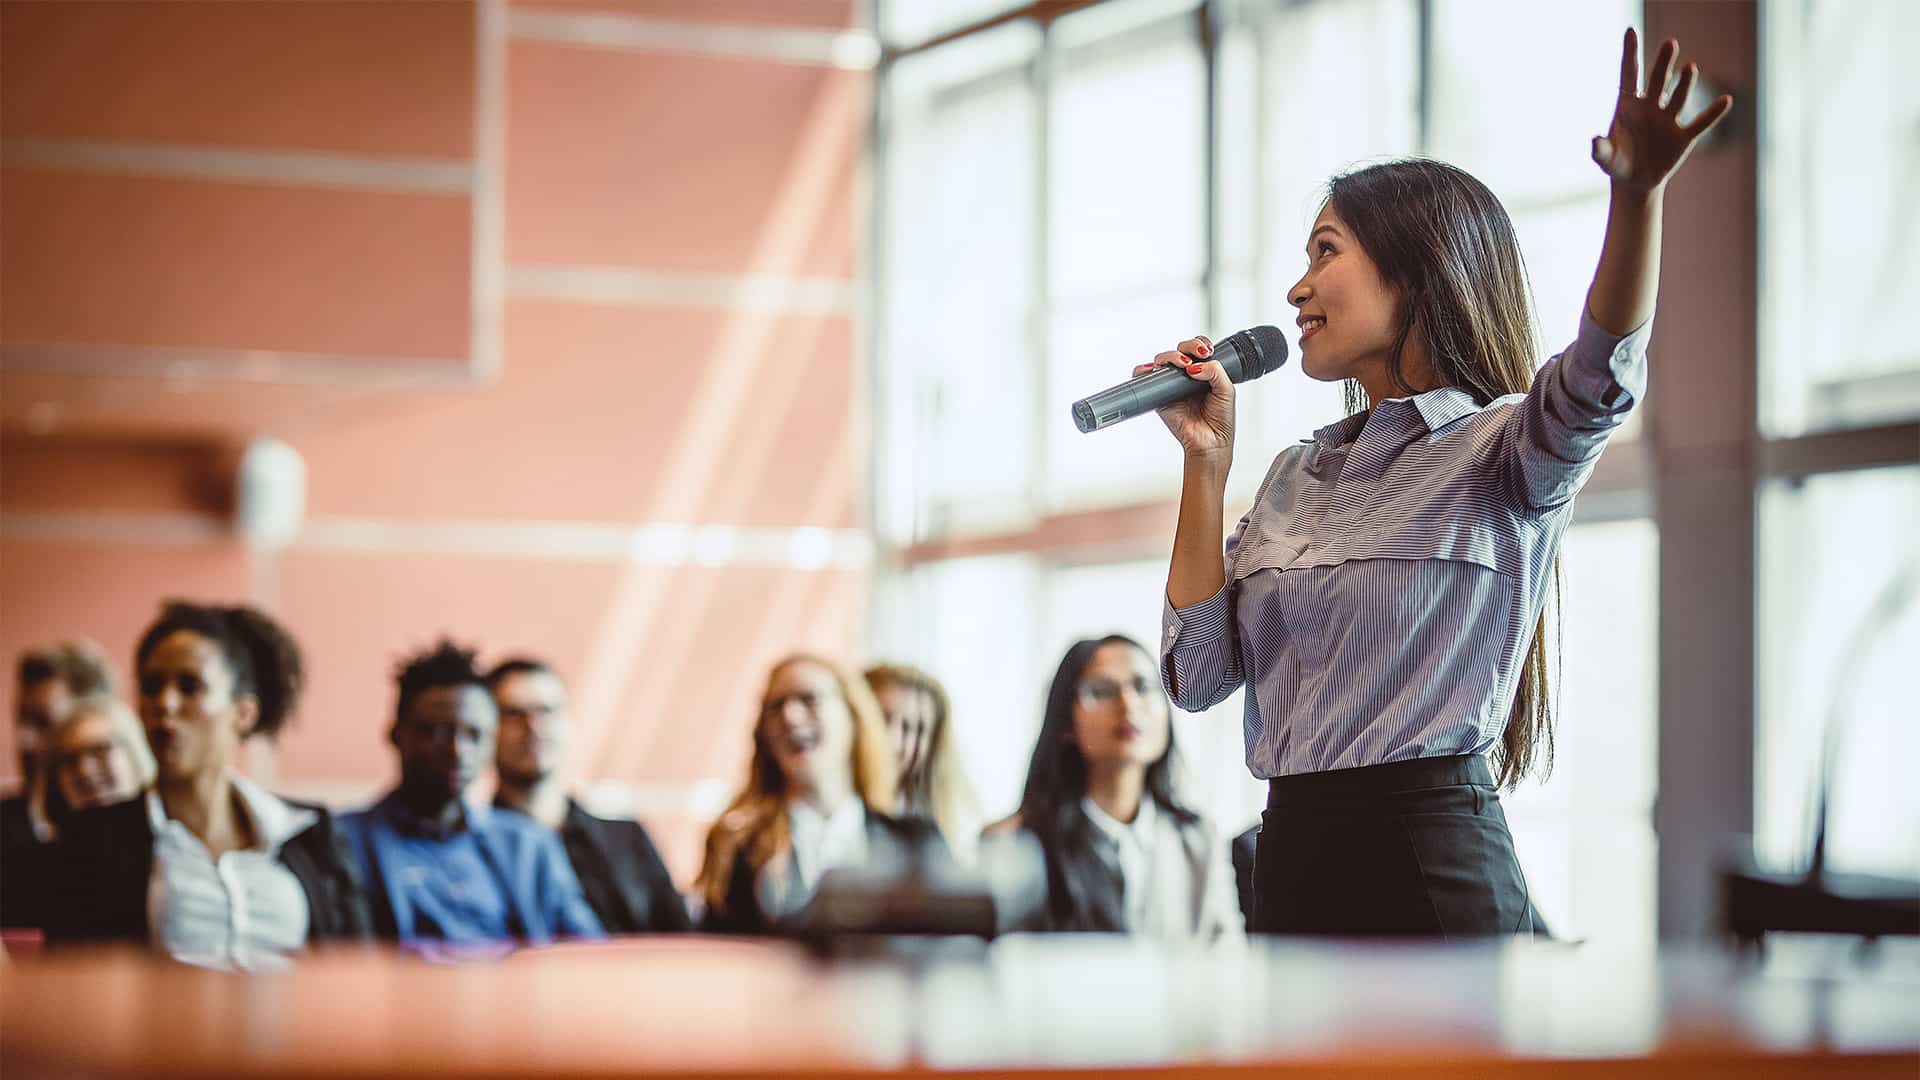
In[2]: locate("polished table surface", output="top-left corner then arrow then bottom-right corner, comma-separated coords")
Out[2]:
3,935 -> 1917,1078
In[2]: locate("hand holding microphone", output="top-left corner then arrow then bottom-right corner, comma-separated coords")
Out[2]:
1071,326 -> 1288,462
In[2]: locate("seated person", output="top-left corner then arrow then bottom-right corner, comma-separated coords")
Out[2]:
45,693 -> 154,819
864,663 -> 981,862
488,657 -> 690,933
2,642 -> 114,928
45,602 -> 369,966
696,655 -> 934,934
342,641 -> 602,947
989,635 -> 1241,940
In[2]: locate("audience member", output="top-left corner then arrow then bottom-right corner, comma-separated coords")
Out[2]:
864,663 -> 980,860
342,641 -> 602,947
46,693 -> 154,819
2,643 -> 113,927
489,657 -> 690,933
696,655 -> 933,933
44,602 -> 369,966
990,635 -> 1240,939
3,643 -> 113,845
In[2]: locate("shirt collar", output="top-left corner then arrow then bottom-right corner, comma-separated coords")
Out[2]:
377,790 -> 476,840
789,795 -> 865,838
1312,386 -> 1483,446
1081,794 -> 1157,848
147,772 -> 318,854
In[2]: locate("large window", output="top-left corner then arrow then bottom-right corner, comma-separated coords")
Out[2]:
1756,465 -> 1920,880
1761,0 -> 1920,435
1503,520 -> 1659,945
868,0 -> 1920,946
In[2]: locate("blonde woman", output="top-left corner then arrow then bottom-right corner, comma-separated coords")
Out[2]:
697,655 -> 934,933
864,663 -> 981,862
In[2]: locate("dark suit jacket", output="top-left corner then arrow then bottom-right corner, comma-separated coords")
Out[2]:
42,796 -> 371,944
702,810 -> 939,935
527,799 -> 690,934
1,793 -> 49,928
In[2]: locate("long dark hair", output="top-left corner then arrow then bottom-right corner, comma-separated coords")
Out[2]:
1015,635 -> 1199,930
1326,158 -> 1559,788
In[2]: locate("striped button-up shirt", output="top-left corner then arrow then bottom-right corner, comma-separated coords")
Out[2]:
1161,311 -> 1651,778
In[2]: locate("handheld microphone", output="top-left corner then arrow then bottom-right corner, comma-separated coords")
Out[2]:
1071,326 -> 1289,433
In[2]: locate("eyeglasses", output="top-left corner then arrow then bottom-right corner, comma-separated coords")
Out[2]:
760,689 -> 840,723
1076,675 -> 1157,706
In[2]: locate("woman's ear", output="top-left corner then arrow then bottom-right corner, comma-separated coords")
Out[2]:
231,693 -> 261,741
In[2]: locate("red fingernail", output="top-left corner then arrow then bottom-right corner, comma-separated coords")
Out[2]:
1197,344 -> 1211,357
1186,363 -> 1203,376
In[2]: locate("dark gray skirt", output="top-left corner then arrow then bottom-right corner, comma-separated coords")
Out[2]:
1253,753 -> 1535,938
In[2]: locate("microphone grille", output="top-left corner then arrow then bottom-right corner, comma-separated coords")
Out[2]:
1226,325 -> 1290,380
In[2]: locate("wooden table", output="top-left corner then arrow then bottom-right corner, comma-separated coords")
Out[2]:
3,935 -> 1916,1078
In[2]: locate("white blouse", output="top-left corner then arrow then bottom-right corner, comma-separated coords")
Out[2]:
1081,796 -> 1242,941
145,772 -> 316,970
755,797 -> 868,921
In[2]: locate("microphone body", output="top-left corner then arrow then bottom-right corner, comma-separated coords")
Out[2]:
1071,325 -> 1289,433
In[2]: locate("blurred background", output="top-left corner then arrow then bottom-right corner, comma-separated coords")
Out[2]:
1,0 -> 1914,949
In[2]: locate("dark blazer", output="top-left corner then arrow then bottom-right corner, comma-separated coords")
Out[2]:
550,800 -> 691,934
702,810 -> 939,935
42,796 -> 371,944
1,793 -> 50,928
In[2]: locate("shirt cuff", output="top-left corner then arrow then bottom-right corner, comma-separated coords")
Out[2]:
1564,308 -> 1653,413
1161,585 -> 1231,656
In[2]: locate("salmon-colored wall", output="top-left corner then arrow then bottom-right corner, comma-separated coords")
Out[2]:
0,0 -> 868,884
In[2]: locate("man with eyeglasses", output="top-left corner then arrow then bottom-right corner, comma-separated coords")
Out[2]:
488,657 -> 690,934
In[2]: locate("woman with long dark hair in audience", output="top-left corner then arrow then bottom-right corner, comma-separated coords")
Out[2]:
864,663 -> 981,861
994,635 -> 1239,939
48,601 -> 368,964
697,654 -> 933,933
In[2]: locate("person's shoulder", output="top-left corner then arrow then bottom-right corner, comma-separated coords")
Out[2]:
981,811 -> 1024,839
55,795 -> 149,837
481,803 -> 551,838
565,799 -> 633,829
869,807 -> 936,840
567,801 -> 657,843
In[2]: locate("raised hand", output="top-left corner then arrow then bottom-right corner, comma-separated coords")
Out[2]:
1591,28 -> 1733,197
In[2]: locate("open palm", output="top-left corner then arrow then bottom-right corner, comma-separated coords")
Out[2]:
1592,28 -> 1733,195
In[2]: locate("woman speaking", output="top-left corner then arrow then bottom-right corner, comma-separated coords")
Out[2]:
1149,30 -> 1729,936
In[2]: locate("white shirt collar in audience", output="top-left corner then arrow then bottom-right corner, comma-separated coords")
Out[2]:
145,772 -> 317,971
788,795 -> 868,894
757,795 -> 867,921
1082,794 -> 1163,933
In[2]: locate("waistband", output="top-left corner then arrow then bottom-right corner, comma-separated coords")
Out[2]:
1266,754 -> 1494,810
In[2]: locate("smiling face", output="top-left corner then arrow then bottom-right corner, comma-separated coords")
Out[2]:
1287,203 -> 1432,401
757,659 -> 855,795
1068,642 -> 1170,772
52,709 -> 146,811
